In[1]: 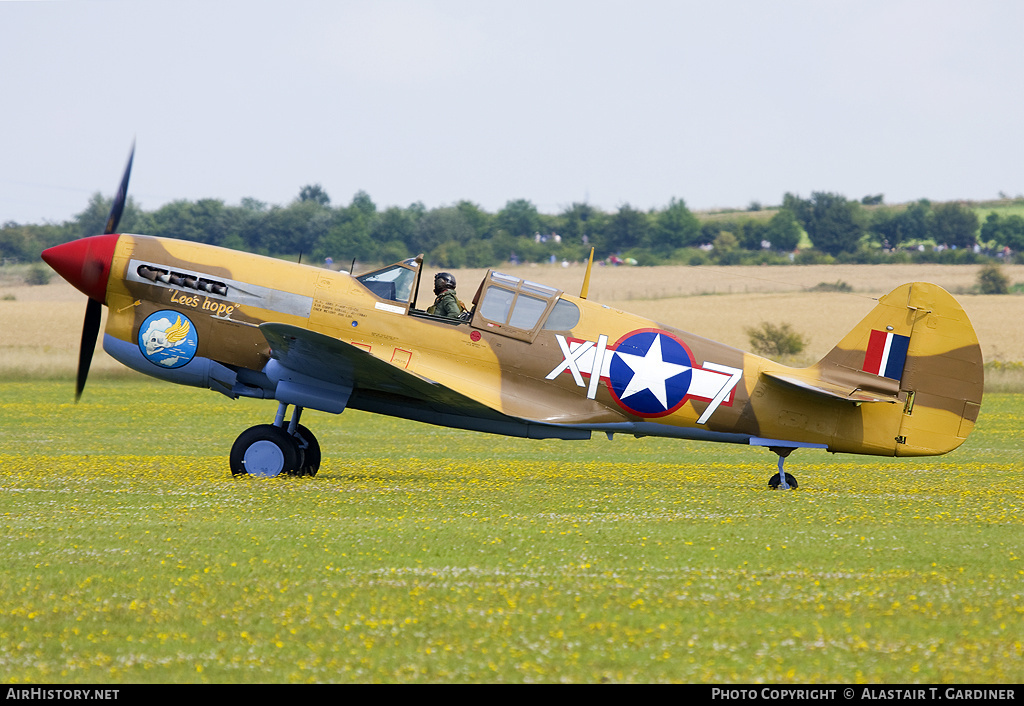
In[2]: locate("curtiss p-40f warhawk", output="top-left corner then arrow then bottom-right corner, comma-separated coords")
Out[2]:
42,148 -> 984,487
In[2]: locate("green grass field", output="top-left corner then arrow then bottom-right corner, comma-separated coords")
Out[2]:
1,380 -> 1022,684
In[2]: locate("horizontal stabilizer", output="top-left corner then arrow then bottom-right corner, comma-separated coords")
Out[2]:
762,370 -> 899,404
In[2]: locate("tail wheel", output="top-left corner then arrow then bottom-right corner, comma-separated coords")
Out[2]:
288,424 -> 321,477
230,425 -> 301,478
768,472 -> 798,490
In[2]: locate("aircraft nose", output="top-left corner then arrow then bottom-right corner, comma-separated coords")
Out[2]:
41,233 -> 120,304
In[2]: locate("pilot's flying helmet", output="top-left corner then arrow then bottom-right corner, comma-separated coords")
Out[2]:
434,272 -> 456,295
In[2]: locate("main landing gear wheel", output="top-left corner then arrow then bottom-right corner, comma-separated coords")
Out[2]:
230,424 -> 301,478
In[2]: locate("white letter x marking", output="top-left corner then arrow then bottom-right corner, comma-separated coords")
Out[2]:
545,335 -> 595,387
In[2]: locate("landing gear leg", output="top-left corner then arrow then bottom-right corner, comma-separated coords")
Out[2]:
289,425 -> 321,477
230,402 -> 320,478
767,447 -> 798,490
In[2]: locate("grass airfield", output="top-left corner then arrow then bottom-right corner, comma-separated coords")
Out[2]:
1,381 -> 1022,683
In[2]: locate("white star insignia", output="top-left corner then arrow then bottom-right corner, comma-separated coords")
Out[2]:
613,334 -> 691,409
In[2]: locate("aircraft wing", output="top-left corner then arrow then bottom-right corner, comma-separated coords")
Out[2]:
259,323 -> 590,440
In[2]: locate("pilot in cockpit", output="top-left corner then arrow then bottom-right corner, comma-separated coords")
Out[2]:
427,272 -> 463,319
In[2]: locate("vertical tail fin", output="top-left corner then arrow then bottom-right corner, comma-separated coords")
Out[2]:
814,282 -> 983,456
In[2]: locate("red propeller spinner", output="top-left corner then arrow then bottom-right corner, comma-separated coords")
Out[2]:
41,233 -> 120,304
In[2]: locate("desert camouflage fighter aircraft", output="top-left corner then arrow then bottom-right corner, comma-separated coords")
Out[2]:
42,148 -> 984,487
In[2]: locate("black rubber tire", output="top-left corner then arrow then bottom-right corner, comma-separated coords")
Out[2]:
229,425 -> 301,478
768,472 -> 798,490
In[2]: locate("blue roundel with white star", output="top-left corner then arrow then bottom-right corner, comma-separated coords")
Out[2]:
607,330 -> 694,417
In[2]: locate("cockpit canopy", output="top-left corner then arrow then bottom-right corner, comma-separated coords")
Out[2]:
472,271 -> 580,341
353,257 -> 581,341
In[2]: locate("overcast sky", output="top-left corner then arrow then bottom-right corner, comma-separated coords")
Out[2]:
2,0 -> 1022,225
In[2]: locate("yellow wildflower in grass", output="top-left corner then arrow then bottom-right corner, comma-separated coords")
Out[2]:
0,381 -> 1022,683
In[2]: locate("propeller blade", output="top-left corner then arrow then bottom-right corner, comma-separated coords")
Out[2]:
103,141 -> 135,235
75,298 -> 102,402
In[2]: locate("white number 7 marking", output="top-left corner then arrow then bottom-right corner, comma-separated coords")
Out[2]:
696,363 -> 743,425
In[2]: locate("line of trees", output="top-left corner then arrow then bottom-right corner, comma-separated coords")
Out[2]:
3,186 -> 1023,268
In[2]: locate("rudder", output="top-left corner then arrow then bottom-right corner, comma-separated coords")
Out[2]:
894,282 -> 983,455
